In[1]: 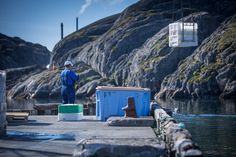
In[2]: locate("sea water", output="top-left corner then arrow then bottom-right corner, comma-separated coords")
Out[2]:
158,98 -> 236,157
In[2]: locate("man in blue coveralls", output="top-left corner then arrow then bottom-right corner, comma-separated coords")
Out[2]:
60,61 -> 79,104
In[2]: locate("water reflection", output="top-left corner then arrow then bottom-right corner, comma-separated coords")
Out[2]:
173,113 -> 236,157
157,98 -> 236,157
157,98 -> 236,115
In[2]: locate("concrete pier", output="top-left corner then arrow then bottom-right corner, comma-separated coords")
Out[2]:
0,116 -> 166,157
0,105 -> 203,157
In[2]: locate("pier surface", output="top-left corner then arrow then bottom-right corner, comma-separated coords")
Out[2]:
0,116 -> 165,157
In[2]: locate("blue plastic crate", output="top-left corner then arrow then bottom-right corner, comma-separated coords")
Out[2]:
96,86 -> 150,121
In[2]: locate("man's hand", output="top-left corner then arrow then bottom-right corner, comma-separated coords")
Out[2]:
75,83 -> 79,90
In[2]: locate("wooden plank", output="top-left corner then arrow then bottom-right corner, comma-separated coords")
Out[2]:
6,112 -> 29,116
6,112 -> 29,121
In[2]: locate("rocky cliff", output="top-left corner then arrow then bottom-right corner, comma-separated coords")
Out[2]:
8,0 -> 236,100
0,33 -> 50,70
51,14 -> 120,66
5,65 -> 45,91
7,14 -> 120,99
157,15 -> 236,100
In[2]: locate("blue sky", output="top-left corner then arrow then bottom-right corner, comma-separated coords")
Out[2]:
0,0 -> 138,51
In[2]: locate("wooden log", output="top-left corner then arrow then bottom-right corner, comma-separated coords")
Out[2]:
6,112 -> 29,121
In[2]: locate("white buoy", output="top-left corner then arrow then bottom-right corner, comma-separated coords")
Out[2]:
169,22 -> 198,47
46,64 -> 50,69
174,107 -> 178,113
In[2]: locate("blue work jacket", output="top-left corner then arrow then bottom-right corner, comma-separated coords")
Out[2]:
60,69 -> 79,87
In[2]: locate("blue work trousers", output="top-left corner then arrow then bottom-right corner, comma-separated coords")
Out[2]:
61,85 -> 75,104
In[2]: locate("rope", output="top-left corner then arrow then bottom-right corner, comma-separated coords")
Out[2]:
180,0 -> 183,21
172,0 -> 175,22
187,0 -> 196,41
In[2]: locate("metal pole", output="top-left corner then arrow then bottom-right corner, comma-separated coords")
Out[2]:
61,22 -> 64,40
76,17 -> 78,31
172,0 -> 175,22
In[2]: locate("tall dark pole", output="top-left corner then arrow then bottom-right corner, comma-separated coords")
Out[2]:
61,22 -> 64,40
76,17 -> 78,31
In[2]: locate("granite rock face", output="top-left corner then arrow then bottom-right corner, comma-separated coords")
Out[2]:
124,12 -> 222,94
8,69 -> 60,99
53,0 -> 236,99
5,65 -> 45,90
157,15 -> 236,100
0,33 -> 50,70
51,14 -> 120,66
7,0 -> 236,100
7,14 -> 119,99
7,62 -> 115,99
